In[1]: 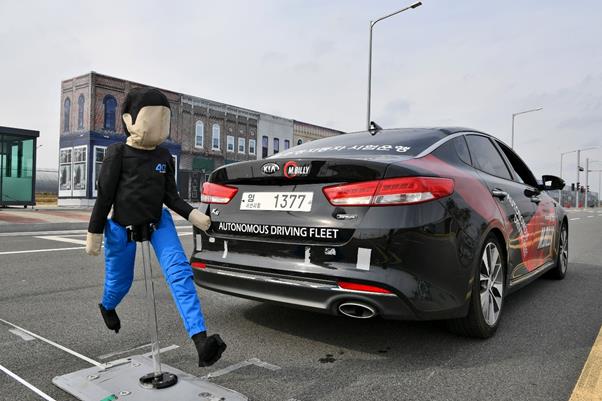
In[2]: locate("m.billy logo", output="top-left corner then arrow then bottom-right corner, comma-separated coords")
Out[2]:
283,161 -> 311,179
261,162 -> 280,175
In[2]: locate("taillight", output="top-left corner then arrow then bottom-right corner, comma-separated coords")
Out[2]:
191,262 -> 206,270
201,182 -> 238,204
323,177 -> 454,206
337,281 -> 392,294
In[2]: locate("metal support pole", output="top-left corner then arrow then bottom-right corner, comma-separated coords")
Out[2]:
132,224 -> 178,390
140,240 -> 162,377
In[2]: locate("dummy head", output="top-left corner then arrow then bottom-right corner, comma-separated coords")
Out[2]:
122,88 -> 171,150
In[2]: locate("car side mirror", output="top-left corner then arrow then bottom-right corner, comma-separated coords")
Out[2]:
541,175 -> 565,191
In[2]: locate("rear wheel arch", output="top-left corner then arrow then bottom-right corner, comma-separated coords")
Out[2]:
487,228 -> 507,266
477,226 -> 509,287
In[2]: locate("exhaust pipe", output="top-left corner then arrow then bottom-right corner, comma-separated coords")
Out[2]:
338,302 -> 376,319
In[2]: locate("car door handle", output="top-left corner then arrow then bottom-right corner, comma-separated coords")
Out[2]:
491,189 -> 508,200
530,196 -> 541,204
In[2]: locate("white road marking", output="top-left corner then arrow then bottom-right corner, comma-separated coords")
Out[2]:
98,343 -> 153,360
0,226 -> 193,237
0,318 -> 103,367
570,218 -> 581,221
8,328 -> 35,341
0,229 -> 87,237
0,231 -> 192,255
0,363 -> 57,401
0,246 -> 84,255
141,344 -> 180,358
202,357 -> 281,379
588,215 -> 594,218
34,235 -> 87,245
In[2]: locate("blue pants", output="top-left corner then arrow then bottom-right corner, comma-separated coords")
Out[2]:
101,209 -> 206,337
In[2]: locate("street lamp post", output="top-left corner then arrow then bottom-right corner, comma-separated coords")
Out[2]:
575,147 -> 599,208
511,107 -> 543,149
559,149 -> 577,206
366,1 -> 422,130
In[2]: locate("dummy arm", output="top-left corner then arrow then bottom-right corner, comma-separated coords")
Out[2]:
163,154 -> 210,231
86,145 -> 123,256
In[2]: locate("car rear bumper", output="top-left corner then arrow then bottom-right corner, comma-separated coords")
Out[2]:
191,261 -> 467,320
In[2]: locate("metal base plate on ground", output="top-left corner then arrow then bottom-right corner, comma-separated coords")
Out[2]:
52,355 -> 248,401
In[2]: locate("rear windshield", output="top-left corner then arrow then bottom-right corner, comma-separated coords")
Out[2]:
272,128 -> 447,159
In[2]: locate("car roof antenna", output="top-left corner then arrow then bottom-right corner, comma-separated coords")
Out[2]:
369,121 -> 383,136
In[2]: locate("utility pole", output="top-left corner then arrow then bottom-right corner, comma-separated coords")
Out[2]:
585,158 -> 589,209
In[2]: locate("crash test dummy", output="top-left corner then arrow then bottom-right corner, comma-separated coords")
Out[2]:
85,87 -> 226,367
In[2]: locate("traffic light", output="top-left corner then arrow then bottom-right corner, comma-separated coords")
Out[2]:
571,183 -> 575,191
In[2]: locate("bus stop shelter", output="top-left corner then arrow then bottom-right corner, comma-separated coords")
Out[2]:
0,126 -> 39,207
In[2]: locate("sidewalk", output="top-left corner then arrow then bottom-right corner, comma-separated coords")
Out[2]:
0,205 -> 199,233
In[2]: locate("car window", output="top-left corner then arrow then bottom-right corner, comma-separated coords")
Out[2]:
465,135 -> 512,180
495,140 -> 538,187
453,136 -> 472,165
272,128 -> 447,159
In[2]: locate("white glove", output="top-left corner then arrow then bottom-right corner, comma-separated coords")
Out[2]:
188,209 -> 211,231
86,232 -> 103,256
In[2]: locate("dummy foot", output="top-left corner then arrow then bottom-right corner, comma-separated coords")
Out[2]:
99,304 -> 121,333
192,331 -> 227,367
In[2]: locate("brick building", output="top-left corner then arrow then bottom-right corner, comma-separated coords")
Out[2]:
58,72 -> 342,206
293,120 -> 344,147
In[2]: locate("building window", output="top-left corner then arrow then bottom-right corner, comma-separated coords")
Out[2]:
227,135 -> 234,152
59,148 -> 72,193
212,123 -> 220,150
238,137 -> 245,154
297,138 -> 303,146
103,95 -> 117,131
195,121 -> 204,148
63,98 -> 71,132
262,136 -> 268,158
72,145 -> 87,195
77,95 -> 85,130
249,139 -> 256,155
93,146 -> 106,197
273,138 -> 280,154
284,139 -> 290,150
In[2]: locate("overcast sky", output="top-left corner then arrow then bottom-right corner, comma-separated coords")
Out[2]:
1,0 -> 601,187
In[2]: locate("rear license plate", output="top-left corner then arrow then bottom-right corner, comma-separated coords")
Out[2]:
240,192 -> 313,212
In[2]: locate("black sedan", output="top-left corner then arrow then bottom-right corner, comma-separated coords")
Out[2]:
190,127 -> 568,338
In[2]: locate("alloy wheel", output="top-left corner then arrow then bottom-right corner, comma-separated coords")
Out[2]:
479,242 -> 504,326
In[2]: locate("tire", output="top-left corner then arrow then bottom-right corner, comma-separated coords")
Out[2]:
447,234 -> 506,338
546,221 -> 568,280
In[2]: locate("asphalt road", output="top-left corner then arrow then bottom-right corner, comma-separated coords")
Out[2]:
0,209 -> 601,401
